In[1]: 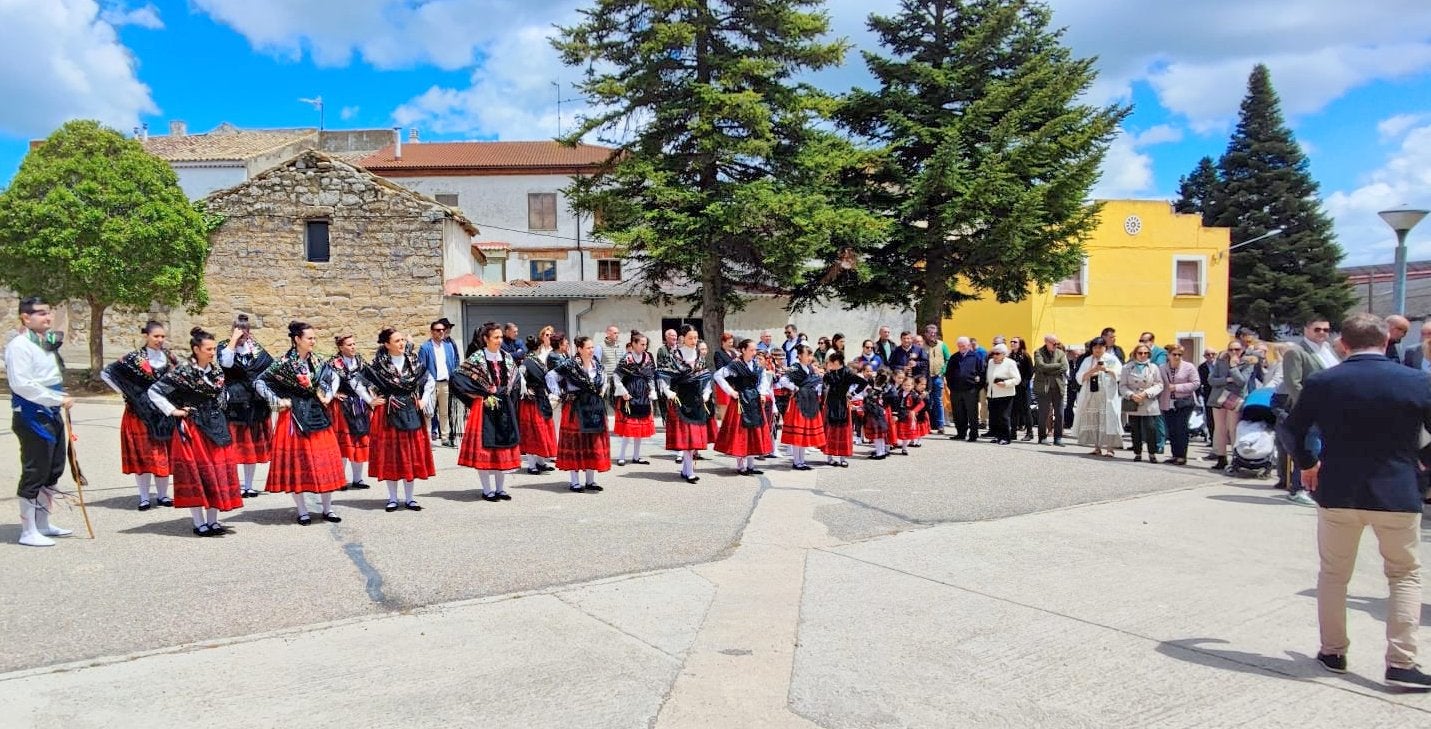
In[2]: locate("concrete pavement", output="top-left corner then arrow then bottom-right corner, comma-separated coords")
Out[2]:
1,403 -> 1427,726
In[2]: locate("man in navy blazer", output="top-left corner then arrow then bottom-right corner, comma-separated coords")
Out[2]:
1287,312 -> 1431,688
417,318 -> 461,447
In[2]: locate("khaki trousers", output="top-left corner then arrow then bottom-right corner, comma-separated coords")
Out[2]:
1317,507 -> 1422,668
433,380 -> 451,440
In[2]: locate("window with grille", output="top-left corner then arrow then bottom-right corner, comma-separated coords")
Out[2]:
1174,257 -> 1205,296
528,193 -> 557,231
597,260 -> 622,281
1054,259 -> 1087,295
305,220 -> 330,263
529,259 -> 557,281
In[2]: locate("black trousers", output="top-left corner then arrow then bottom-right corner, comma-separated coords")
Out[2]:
1011,385 -> 1032,434
988,397 -> 1014,441
14,413 -> 65,499
1036,387 -> 1064,441
1129,414 -> 1159,456
951,389 -> 979,439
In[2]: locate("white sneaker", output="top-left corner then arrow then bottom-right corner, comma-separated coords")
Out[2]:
1287,491 -> 1317,507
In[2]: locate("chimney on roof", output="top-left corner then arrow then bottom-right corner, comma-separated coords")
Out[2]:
141,123 -> 148,141
393,126 -> 402,159
169,120 -> 186,137
408,127 -> 419,144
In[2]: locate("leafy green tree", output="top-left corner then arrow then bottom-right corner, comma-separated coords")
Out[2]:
1173,156 -> 1218,216
1203,64 -> 1353,338
832,0 -> 1127,326
554,0 -> 885,339
0,120 -> 213,374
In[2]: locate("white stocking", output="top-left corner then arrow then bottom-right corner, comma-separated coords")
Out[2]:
350,460 -> 365,485
682,451 -> 695,478
241,463 -> 256,489
479,471 -> 493,495
291,492 -> 309,517
569,471 -> 580,486
493,472 -> 506,494
618,438 -> 629,460
630,439 -> 642,460
386,481 -> 399,501
874,438 -> 886,456
206,507 -> 219,526
135,473 -> 153,502
154,476 -> 170,501
583,469 -> 595,485
403,481 -> 415,502
791,446 -> 804,466
319,492 -> 334,514
189,507 -> 205,527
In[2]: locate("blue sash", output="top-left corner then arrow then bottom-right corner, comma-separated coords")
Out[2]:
11,385 -> 63,443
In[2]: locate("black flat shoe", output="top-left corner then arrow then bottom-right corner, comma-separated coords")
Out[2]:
297,515 -> 312,526
749,468 -> 765,475
404,501 -> 422,511
323,511 -> 342,523
241,489 -> 260,498
481,493 -> 501,502
793,464 -> 811,471
570,485 -> 586,492
157,497 -> 174,507
632,458 -> 651,465
385,501 -> 398,512
736,469 -> 750,476
584,484 -> 603,492
192,525 -> 211,536
527,468 -> 542,475
350,482 -> 371,490
538,464 -> 555,472
339,483 -> 350,491
838,461 -> 849,468
496,492 -> 512,501
684,476 -> 700,484
206,523 -> 227,536
137,501 -> 152,512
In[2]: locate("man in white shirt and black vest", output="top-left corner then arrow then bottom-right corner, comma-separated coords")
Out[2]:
5,297 -> 76,547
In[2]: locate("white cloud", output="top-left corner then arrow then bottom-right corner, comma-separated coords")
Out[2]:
340,105 -> 360,121
100,2 -> 162,29
0,0 -> 158,139
1378,113 -> 1428,142
1089,124 -> 1183,199
1325,122 -> 1431,265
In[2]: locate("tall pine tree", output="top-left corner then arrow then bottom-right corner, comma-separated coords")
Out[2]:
827,0 -> 1126,326
1173,156 -> 1217,216
554,0 -> 884,339
1199,64 -> 1353,337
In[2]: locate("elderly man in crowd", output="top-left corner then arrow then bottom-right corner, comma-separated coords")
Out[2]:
1385,314 -> 1411,362
1275,317 -> 1340,506
1401,320 -> 1431,370
947,337 -> 984,442
1033,334 -> 1068,446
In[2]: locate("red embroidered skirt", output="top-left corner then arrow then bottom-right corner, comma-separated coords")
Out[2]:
458,402 -> 522,471
120,408 -> 172,477
518,399 -> 557,458
664,401 -> 712,451
556,404 -> 612,472
228,420 -> 273,464
368,404 -> 437,482
916,415 -> 931,438
330,400 -> 370,463
169,428 -> 242,511
613,397 -> 656,438
714,402 -> 774,457
780,400 -> 826,448
896,417 -> 922,442
822,421 -> 854,456
264,411 -> 346,494
863,413 -> 890,440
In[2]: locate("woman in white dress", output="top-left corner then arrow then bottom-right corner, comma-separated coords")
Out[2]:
1074,337 -> 1123,457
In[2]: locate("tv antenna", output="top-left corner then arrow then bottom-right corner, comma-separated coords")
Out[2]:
298,96 -> 325,131
552,81 -> 582,137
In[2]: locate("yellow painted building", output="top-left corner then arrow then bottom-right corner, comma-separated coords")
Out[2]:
942,200 -> 1230,355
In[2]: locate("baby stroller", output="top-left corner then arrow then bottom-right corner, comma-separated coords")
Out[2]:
1228,387 -> 1277,478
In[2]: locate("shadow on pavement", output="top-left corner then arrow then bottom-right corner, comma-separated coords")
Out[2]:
1294,588 -> 1430,627
1206,494 -> 1298,507
1155,638 -> 1403,695
117,518 -> 225,538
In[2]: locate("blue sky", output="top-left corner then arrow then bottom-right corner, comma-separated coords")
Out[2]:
2,0 -> 1429,265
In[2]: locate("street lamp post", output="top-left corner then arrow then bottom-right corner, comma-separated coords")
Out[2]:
1379,207 -> 1430,316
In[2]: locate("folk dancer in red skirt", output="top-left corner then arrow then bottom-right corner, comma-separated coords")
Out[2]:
453,323 -> 523,502
776,344 -> 827,471
862,370 -> 893,459
363,328 -> 436,512
218,314 -> 274,498
714,339 -> 775,476
657,325 -> 715,483
518,333 -> 559,475
328,334 -> 373,492
613,331 -> 657,467
547,336 -> 612,492
893,374 -> 925,455
148,328 -> 243,536
711,332 -> 738,422
101,321 -> 178,510
820,351 -> 867,467
256,321 -> 347,525
913,377 -> 932,445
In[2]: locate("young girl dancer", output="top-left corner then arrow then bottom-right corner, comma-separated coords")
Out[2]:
862,370 -> 892,459
613,331 -> 656,466
148,327 -> 243,536
257,321 -> 347,525
548,336 -> 612,492
894,374 -> 925,455
328,334 -> 373,491
518,334 -> 558,475
713,339 -> 774,476
777,345 -> 825,471
657,325 -> 714,483
820,352 -> 866,467
364,328 -> 437,512
102,321 -> 177,510
219,315 -> 274,499
454,323 -> 523,501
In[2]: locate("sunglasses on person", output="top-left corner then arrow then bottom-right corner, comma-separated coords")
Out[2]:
1310,326 -> 1331,333
1135,349 -> 1151,357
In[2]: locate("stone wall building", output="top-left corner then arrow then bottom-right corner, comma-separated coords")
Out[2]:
197,149 -> 478,354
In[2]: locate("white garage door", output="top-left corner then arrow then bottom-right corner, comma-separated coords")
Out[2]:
459,302 -> 567,350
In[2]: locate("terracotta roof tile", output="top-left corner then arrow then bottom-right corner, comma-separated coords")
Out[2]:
358,141 -> 614,172
143,128 -> 317,163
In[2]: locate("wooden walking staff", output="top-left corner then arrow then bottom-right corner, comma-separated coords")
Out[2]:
62,408 -> 96,539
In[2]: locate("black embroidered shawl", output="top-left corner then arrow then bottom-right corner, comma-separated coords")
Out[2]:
615,352 -> 656,418
451,350 -> 520,448
329,354 -> 371,437
363,347 -> 429,432
783,365 -> 823,419
151,360 -> 231,447
262,349 -> 333,434
658,348 -> 713,425
105,348 -> 178,440
722,359 -> 766,428
555,358 -> 607,434
822,368 -> 867,424
522,355 -> 553,419
218,339 -> 274,429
